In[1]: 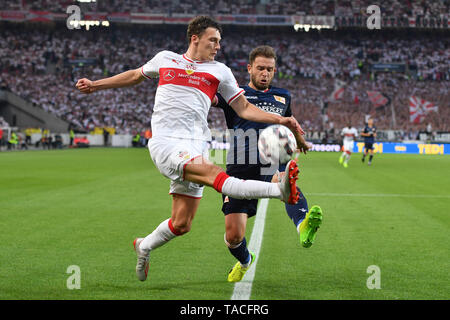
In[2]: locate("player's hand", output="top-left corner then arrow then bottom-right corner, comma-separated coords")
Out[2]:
297,139 -> 311,154
75,78 -> 95,94
280,116 -> 305,135
294,131 -> 311,154
212,95 -> 218,107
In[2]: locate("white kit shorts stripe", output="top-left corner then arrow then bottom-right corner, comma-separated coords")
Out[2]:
148,137 -> 210,199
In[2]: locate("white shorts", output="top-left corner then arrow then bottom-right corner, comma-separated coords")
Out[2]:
148,137 -> 210,199
343,140 -> 354,152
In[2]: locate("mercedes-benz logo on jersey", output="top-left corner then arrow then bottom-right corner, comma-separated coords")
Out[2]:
163,70 -> 175,81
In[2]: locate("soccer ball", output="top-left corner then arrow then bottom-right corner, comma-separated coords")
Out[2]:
258,125 -> 297,165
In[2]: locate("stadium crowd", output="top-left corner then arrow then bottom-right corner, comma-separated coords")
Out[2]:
0,23 -> 448,137
1,0 -> 448,17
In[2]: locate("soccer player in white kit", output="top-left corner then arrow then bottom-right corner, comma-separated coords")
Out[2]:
339,123 -> 358,168
75,16 -> 308,282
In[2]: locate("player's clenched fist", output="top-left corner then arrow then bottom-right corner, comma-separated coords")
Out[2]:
75,78 -> 95,94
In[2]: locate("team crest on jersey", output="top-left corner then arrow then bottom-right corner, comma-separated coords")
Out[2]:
273,95 -> 286,104
185,64 -> 196,75
177,151 -> 191,160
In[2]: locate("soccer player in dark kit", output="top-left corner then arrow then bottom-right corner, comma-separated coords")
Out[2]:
213,45 -> 323,282
361,118 -> 377,165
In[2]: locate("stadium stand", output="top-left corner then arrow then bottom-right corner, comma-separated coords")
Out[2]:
0,0 -> 448,17
0,0 -> 448,142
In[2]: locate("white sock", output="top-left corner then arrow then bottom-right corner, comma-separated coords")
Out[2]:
221,176 -> 281,200
139,218 -> 178,252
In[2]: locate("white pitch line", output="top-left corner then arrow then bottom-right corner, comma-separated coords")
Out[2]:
230,191 -> 448,300
304,193 -> 450,199
231,198 -> 269,300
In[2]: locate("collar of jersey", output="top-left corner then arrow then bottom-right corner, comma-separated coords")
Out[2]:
182,54 -> 209,64
245,84 -> 271,93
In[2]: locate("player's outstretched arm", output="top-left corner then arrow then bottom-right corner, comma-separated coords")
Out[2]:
293,130 -> 311,154
230,95 -> 304,135
75,68 -> 145,94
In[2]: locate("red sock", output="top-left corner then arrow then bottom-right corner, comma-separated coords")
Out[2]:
213,172 -> 230,193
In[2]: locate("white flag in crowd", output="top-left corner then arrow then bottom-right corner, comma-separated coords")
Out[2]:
329,79 -> 346,101
409,96 -> 439,124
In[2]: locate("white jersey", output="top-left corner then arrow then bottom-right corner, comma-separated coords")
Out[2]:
341,127 -> 358,142
141,50 -> 244,141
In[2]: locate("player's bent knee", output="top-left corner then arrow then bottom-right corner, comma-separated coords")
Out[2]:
209,165 -> 225,184
224,232 -> 244,248
171,219 -> 191,235
184,160 -> 225,187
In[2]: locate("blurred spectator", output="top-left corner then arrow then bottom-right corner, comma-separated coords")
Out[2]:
7,131 -> 18,150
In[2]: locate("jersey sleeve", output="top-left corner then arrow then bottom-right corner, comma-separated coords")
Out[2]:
284,92 -> 292,117
217,66 -> 245,105
140,51 -> 165,79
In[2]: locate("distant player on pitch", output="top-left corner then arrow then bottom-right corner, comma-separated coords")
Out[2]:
361,118 -> 377,165
214,45 -> 323,282
339,122 -> 358,168
75,16 -> 305,282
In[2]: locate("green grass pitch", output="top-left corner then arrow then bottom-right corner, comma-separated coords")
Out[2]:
0,148 -> 449,299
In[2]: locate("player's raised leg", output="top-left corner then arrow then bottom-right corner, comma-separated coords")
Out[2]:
299,205 -> 323,248
273,171 -> 323,247
284,190 -> 308,230
184,157 -> 300,204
